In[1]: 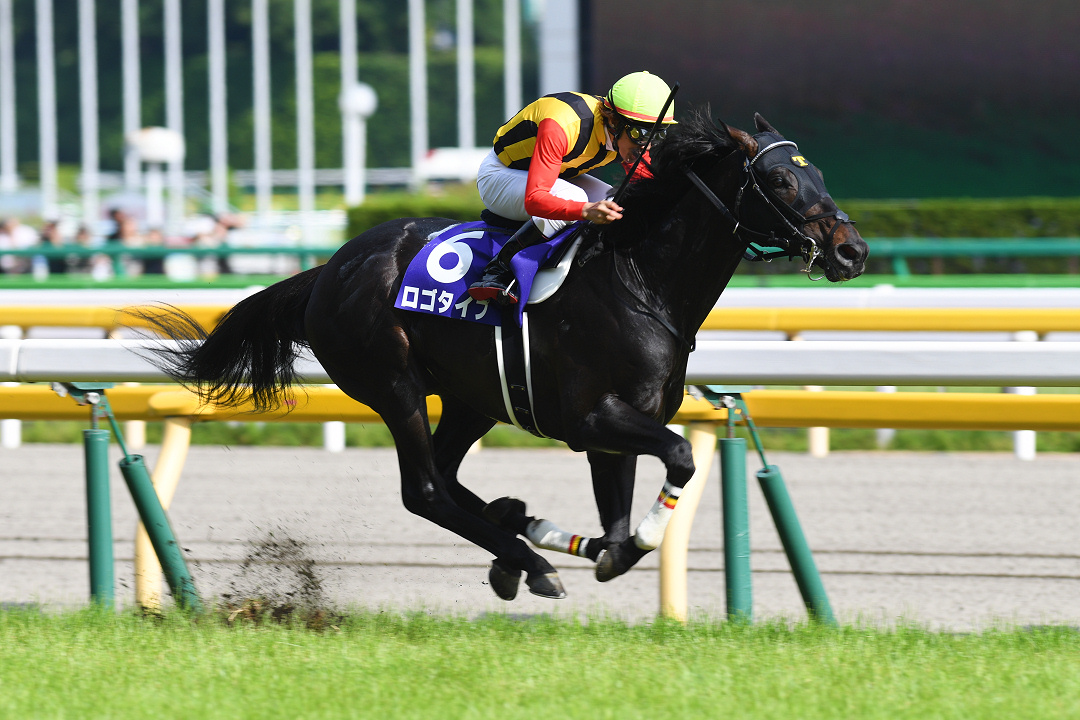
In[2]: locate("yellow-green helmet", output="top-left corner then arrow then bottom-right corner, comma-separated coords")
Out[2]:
606,71 -> 676,125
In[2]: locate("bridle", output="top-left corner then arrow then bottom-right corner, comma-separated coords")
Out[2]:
683,132 -> 855,279
608,124 -> 855,351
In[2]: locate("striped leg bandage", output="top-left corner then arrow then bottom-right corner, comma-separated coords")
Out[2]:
633,481 -> 682,550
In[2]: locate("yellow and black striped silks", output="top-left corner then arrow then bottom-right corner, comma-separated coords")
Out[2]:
493,92 -> 617,180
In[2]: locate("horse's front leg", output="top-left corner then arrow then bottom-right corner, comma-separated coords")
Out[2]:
572,394 -> 695,582
586,451 -> 636,550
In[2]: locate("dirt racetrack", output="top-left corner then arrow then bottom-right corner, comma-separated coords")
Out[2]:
2,444 -> 1078,631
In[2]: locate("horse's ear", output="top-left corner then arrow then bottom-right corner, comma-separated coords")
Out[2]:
724,121 -> 758,156
754,112 -> 778,134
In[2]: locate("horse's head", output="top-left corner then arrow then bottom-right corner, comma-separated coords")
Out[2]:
724,114 -> 868,282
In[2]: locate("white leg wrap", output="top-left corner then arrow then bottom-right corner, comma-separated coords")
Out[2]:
525,519 -> 591,557
633,481 -> 682,550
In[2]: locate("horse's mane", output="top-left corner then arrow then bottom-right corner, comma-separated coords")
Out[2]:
601,106 -> 739,247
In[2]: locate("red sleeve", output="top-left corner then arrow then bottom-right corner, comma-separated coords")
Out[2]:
522,118 -> 588,221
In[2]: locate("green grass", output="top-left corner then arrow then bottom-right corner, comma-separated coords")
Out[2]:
1,608 -> 1077,719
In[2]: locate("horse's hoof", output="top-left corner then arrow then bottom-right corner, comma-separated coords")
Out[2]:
526,571 -> 567,599
488,559 -> 521,601
482,497 -> 527,528
595,539 -> 650,583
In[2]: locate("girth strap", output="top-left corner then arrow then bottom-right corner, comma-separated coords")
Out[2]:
495,307 -> 546,437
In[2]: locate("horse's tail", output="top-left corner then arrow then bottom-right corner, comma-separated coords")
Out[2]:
132,266 -> 323,412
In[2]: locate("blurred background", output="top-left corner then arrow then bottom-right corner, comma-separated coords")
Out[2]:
0,0 -> 1077,281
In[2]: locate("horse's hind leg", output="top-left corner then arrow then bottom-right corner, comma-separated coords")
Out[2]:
431,394 -> 496,517
431,394 -> 535,600
376,392 -> 566,600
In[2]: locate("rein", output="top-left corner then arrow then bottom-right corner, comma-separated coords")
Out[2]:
682,136 -> 855,278
683,162 -> 808,266
602,126 -> 849,351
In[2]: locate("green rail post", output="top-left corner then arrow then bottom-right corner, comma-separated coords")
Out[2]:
756,465 -> 836,625
693,385 -> 835,625
83,425 -> 114,607
97,395 -> 202,613
118,455 -> 202,612
720,436 -> 752,621
57,383 -> 202,613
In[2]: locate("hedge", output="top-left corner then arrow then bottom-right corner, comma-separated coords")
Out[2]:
348,194 -> 1080,242
346,189 -> 487,239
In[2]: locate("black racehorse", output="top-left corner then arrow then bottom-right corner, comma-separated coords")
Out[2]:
139,110 -> 868,601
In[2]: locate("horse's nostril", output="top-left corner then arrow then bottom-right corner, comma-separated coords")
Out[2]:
837,242 -> 863,263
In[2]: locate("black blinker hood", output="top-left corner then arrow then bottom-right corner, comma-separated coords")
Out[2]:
750,131 -> 834,220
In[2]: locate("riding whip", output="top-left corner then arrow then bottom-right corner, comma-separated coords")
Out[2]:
611,81 -> 680,206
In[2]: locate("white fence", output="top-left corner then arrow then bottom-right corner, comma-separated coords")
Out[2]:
3,338 -> 1080,388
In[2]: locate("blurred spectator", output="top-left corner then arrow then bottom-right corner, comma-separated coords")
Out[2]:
143,228 -> 165,274
0,217 -> 37,274
190,214 -> 240,277
106,208 -> 131,242
109,213 -> 148,277
72,224 -> 113,280
38,220 -> 67,275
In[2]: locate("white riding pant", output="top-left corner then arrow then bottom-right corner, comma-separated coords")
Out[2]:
476,150 -> 612,237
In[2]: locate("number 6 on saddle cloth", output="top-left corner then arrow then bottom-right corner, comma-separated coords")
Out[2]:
394,218 -> 583,329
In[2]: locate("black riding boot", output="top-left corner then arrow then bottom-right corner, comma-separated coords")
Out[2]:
467,220 -> 546,305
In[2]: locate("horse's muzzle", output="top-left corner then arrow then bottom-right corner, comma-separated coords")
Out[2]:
826,231 -> 869,281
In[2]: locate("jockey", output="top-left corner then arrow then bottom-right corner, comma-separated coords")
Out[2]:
468,70 -> 677,305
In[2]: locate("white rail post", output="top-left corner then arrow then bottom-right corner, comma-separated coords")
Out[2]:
121,0 -> 141,191
0,324 -> 22,449
457,0 -> 475,150
78,0 -> 100,229
503,0 -> 522,118
164,0 -> 185,234
35,0 -> 58,219
340,0 -> 359,204
295,0 -> 316,214
252,0 -> 273,222
538,0 -> 579,95
0,0 -> 17,193
875,385 -> 897,448
790,333 -> 829,457
408,0 -> 428,190
323,421 -> 347,453
208,0 -> 229,216
1007,330 -> 1040,461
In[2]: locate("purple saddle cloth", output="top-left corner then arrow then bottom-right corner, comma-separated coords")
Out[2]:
394,220 -> 578,327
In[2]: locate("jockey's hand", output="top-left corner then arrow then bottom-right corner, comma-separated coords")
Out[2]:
582,199 -> 624,224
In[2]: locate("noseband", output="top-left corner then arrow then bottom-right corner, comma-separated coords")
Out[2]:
683,132 -> 855,277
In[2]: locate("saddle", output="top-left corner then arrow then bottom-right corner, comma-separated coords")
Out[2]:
394,215 -> 585,327
479,211 -> 585,305
394,212 -> 592,437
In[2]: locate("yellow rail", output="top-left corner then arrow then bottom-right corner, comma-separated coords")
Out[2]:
697,307 -> 1080,334
4,385 -> 1080,431
0,306 -> 229,333
3,305 -> 1080,334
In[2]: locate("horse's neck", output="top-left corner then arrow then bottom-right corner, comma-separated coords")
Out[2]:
629,195 -> 745,337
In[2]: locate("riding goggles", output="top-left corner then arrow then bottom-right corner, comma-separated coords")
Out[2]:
622,122 -> 667,146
